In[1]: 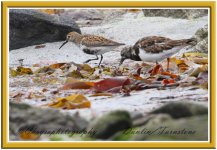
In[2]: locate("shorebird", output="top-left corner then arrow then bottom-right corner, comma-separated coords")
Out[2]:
59,32 -> 125,66
119,36 -> 197,70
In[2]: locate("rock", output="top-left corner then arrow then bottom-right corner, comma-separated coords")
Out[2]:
192,24 -> 208,53
142,9 -> 208,19
195,38 -> 208,53
62,9 -> 103,27
9,9 -> 81,50
150,102 -> 208,118
130,114 -> 208,141
194,24 -> 208,41
61,9 -> 126,27
87,110 -> 132,139
9,102 -> 88,140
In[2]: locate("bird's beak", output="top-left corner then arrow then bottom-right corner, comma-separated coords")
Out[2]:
59,40 -> 68,49
119,58 -> 126,66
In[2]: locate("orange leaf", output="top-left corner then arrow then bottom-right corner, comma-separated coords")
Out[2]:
161,72 -> 178,79
61,82 -> 94,90
90,93 -> 113,97
162,79 -> 175,85
60,78 -> 94,90
48,94 -> 91,109
19,131 -> 40,140
149,64 -> 163,76
49,63 -> 66,69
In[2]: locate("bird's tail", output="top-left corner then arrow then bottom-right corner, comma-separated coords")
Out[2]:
186,37 -> 197,46
169,37 -> 197,46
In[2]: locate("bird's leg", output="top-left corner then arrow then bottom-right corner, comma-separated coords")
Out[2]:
98,55 -> 103,66
84,55 -> 99,63
166,58 -> 170,72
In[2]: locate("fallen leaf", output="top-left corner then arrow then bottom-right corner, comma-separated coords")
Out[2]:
162,79 -> 175,85
90,93 -> 113,97
61,81 -> 94,90
42,88 -> 48,92
48,94 -> 91,109
34,66 -> 55,75
49,63 -> 66,69
193,58 -> 208,64
67,70 -> 83,78
196,71 -> 208,89
161,72 -> 178,79
35,44 -> 46,49
32,64 -> 40,67
149,64 -> 163,76
93,78 -> 131,93
182,52 -> 208,58
10,67 -> 33,77
19,131 -> 40,140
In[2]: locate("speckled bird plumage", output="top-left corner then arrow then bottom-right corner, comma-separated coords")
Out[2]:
120,36 -> 197,65
59,32 -> 124,66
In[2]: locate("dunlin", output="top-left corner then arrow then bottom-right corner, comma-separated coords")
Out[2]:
120,36 -> 196,70
59,32 -> 125,66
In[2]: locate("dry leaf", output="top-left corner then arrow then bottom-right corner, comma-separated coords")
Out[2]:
35,45 -> 46,49
19,131 -> 40,140
162,79 -> 175,85
10,67 -> 33,77
193,58 -> 208,64
93,78 -> 131,93
161,72 -> 178,79
90,93 -> 113,97
49,63 -> 66,69
149,64 -> 163,76
61,81 -> 94,90
48,94 -> 91,109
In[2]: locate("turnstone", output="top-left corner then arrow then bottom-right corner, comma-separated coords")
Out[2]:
59,32 -> 125,66
120,36 -> 197,70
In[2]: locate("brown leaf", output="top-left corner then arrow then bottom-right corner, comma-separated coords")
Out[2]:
61,81 -> 94,90
90,93 -> 113,97
161,72 -> 178,79
35,45 -> 46,49
149,64 -> 163,76
162,79 -> 175,85
93,78 -> 131,93
19,131 -> 40,140
49,63 -> 67,69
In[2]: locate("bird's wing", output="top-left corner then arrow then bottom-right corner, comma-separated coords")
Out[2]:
134,36 -> 192,53
81,35 -> 125,47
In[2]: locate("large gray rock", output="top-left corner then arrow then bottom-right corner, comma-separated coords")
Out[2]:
130,114 -> 208,141
150,102 -> 208,118
9,102 -> 87,140
142,9 -> 208,19
9,9 -> 81,50
87,110 -> 132,139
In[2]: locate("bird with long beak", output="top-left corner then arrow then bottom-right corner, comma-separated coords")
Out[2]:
120,36 -> 197,71
59,32 -> 125,66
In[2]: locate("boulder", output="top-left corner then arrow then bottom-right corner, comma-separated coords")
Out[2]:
9,102 -> 87,140
150,102 -> 208,119
9,9 -> 81,50
87,110 -> 132,139
142,9 -> 208,19
193,24 -> 208,53
130,114 -> 208,141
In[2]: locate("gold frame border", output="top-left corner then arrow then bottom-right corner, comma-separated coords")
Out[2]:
2,1 -> 216,148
